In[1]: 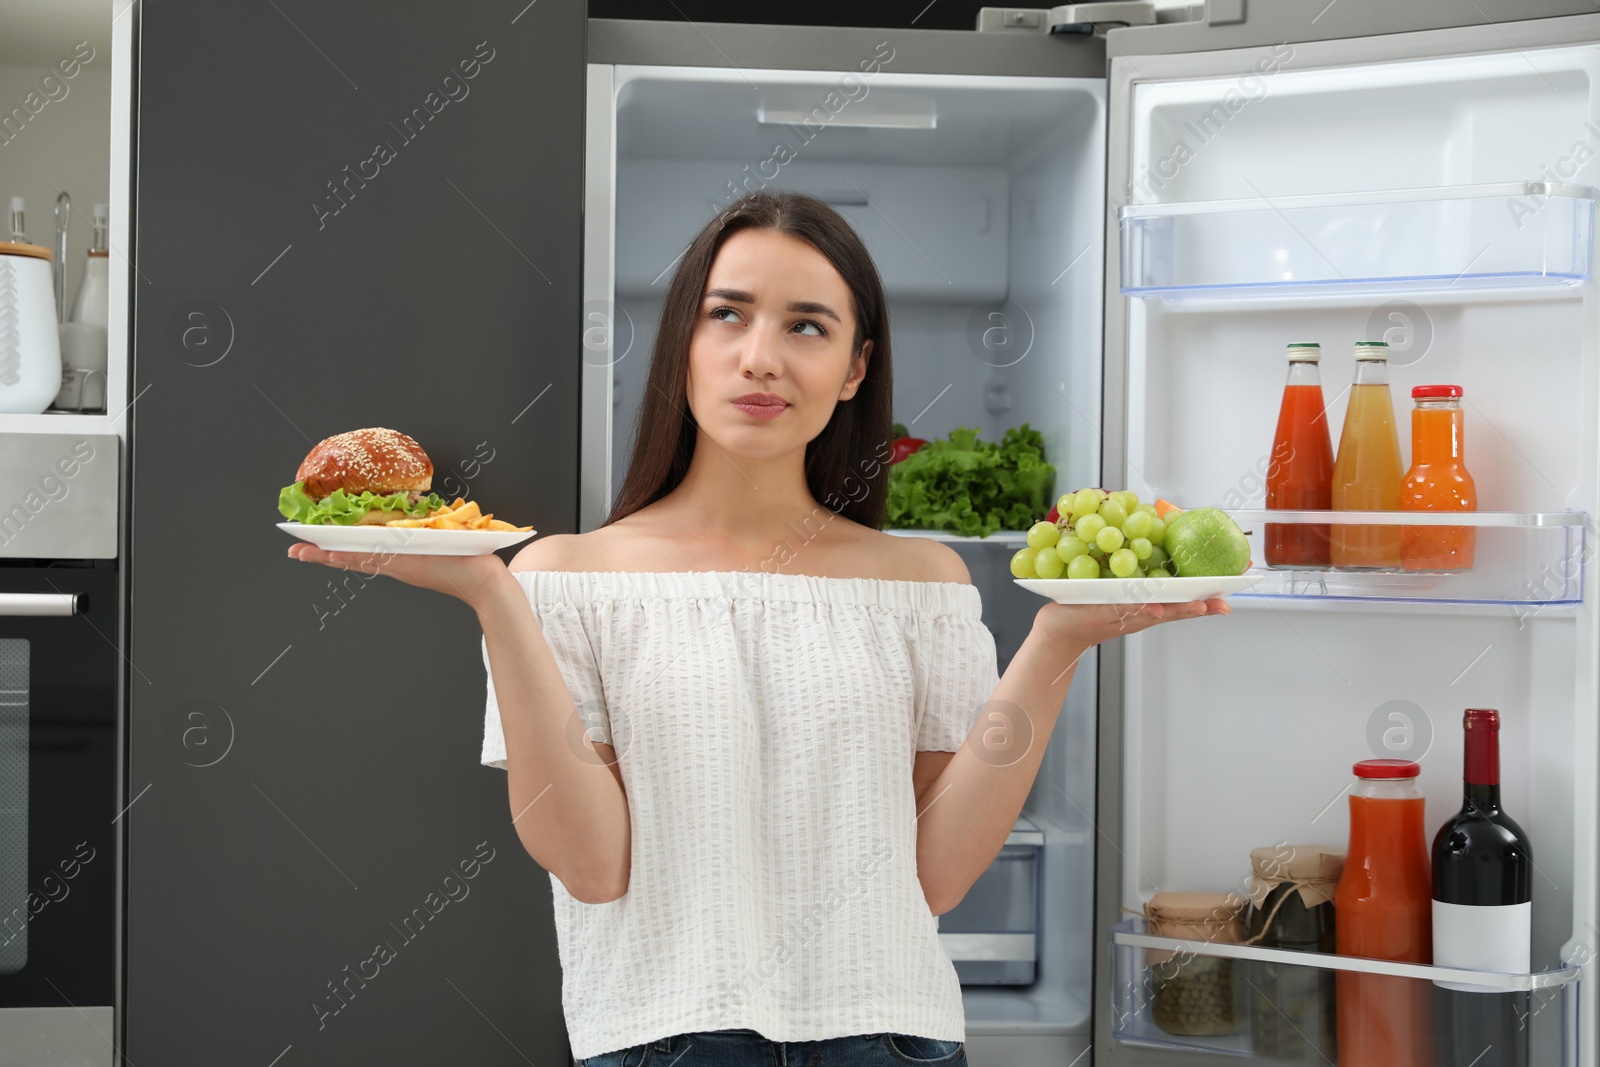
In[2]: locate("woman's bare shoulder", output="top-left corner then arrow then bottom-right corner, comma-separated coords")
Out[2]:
507,527 -> 617,573
844,522 -> 972,585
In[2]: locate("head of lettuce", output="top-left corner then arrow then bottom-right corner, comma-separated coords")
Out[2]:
277,427 -> 447,526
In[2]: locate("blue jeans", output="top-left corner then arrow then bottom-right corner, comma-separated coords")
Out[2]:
573,1028 -> 968,1067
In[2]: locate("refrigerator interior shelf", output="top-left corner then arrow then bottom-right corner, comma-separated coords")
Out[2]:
1118,180 -> 1597,302
1224,509 -> 1587,527
1110,918 -> 1580,1058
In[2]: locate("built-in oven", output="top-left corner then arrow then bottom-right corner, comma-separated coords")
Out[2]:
0,433 -> 120,1064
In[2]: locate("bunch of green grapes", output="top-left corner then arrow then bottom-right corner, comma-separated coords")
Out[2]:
1010,488 -> 1171,580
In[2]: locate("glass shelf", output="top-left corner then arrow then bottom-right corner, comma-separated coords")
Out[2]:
891,513 -> 1587,605
1110,919 -> 1580,1060
1225,509 -> 1584,528
1223,510 -> 1586,607
1119,181 -> 1597,302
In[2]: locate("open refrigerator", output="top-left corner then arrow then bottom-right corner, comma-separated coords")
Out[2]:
581,7 -> 1600,1064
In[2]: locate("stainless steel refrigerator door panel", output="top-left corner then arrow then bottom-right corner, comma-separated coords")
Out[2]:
0,434 -> 118,559
127,1 -> 585,1063
1096,10 -> 1600,1066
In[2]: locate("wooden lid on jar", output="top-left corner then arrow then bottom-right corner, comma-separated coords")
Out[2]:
0,241 -> 50,261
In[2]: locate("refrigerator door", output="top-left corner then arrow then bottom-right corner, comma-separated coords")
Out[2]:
1097,7 -> 1600,1066
126,2 -> 584,1064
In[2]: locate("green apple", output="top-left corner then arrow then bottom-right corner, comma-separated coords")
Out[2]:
1164,507 -> 1251,577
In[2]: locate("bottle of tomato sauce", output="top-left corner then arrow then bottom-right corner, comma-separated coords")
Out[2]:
1334,759 -> 1434,1067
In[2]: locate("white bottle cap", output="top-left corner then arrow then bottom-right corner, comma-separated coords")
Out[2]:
1354,341 -> 1390,361
93,202 -> 107,218
1286,342 -> 1321,362
8,197 -> 21,212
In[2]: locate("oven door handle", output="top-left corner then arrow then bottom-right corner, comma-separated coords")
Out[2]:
0,592 -> 81,616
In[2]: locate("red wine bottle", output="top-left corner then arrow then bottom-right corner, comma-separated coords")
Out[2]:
1431,708 -> 1533,1067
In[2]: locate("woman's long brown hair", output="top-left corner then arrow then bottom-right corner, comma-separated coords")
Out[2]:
603,191 -> 894,530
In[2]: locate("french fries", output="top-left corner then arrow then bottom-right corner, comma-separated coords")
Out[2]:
385,497 -> 532,531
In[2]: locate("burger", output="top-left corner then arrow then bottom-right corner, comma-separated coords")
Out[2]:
277,427 -> 447,525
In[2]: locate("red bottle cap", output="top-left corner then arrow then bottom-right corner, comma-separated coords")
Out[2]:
1464,708 -> 1502,785
1352,758 -> 1421,779
1412,385 -> 1463,398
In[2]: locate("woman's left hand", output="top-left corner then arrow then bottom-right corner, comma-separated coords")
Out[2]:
1031,596 -> 1230,656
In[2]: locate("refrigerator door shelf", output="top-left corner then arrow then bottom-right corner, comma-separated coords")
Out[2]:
1110,918 -> 1579,1058
1226,514 -> 1585,607
1120,180 -> 1597,302
1113,917 -> 1580,989
1107,921 -> 1580,1062
1224,509 -> 1587,527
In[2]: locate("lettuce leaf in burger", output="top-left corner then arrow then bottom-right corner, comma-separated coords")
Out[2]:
278,427 -> 447,526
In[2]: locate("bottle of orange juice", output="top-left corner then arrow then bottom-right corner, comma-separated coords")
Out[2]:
1331,341 -> 1404,569
1400,385 -> 1477,571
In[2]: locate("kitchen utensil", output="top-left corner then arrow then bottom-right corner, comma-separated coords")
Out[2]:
53,191 -> 69,323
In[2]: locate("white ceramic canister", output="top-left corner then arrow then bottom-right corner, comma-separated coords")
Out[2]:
0,241 -> 64,414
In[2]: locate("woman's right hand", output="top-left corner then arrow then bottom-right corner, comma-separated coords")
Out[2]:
286,541 -> 514,612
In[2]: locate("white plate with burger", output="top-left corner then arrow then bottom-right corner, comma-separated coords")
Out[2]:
277,523 -> 535,556
276,427 -> 536,557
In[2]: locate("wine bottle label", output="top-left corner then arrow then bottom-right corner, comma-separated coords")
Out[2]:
1432,898 -> 1531,992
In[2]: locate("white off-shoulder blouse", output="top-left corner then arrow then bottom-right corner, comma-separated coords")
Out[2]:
480,569 -> 1000,1062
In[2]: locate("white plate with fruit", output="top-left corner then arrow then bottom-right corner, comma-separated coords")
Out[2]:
1010,488 -> 1261,605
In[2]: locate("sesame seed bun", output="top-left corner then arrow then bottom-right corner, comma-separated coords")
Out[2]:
295,427 -> 433,500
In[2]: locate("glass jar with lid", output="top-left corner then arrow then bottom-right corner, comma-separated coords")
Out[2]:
1144,891 -> 1247,1036
1245,844 -> 1342,1061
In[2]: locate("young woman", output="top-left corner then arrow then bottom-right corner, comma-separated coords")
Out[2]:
288,191 -> 1228,1067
